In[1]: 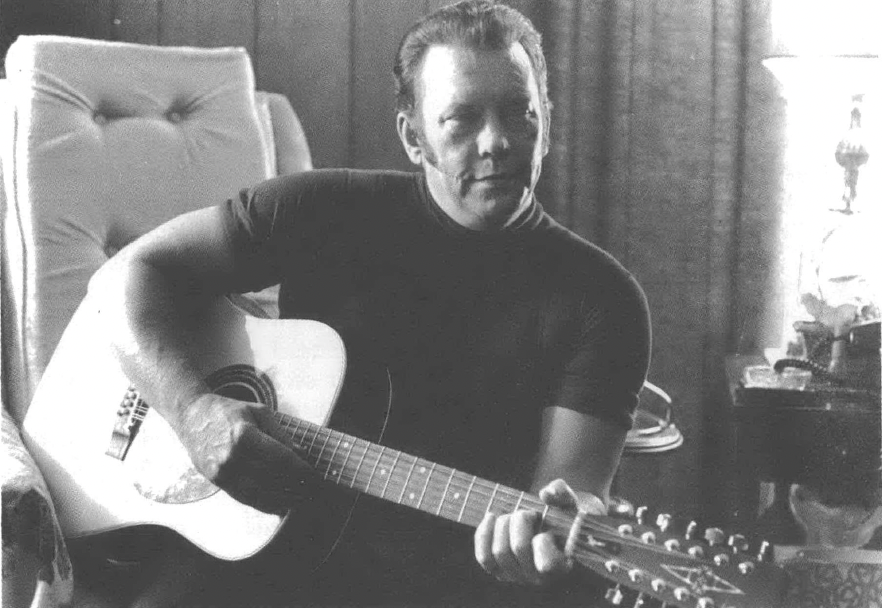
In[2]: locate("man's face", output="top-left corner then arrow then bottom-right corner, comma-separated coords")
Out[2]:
398,43 -> 547,231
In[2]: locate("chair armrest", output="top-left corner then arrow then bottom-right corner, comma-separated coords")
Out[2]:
2,407 -> 73,607
259,91 -> 313,175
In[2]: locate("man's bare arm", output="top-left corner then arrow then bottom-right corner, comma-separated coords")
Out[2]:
88,206 -> 314,514
531,406 -> 626,504
474,406 -> 626,585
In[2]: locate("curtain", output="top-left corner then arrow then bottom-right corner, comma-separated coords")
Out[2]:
531,0 -> 784,523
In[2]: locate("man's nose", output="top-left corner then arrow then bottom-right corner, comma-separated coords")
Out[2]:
476,114 -> 511,157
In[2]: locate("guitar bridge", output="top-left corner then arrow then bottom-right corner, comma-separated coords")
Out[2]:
105,386 -> 148,461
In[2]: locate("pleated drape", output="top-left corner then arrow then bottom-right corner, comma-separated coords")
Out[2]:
533,0 -> 784,522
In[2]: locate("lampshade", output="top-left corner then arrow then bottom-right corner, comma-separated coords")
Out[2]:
763,56 -> 881,100
763,0 -> 880,98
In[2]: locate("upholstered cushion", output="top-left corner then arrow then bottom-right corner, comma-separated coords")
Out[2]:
1,36 -> 273,422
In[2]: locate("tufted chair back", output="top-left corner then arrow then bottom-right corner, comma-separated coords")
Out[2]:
1,35 -> 311,423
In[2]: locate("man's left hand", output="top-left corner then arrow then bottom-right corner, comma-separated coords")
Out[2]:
473,479 -> 606,586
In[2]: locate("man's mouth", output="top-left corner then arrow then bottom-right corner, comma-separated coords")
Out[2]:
473,173 -> 518,182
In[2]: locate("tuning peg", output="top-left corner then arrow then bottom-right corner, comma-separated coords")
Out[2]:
727,533 -> 748,553
605,560 -> 624,575
738,560 -> 756,575
655,513 -> 672,532
628,569 -> 646,584
605,584 -> 625,605
685,521 -> 698,540
713,553 -> 730,566
704,527 -> 725,546
609,496 -> 636,518
757,540 -> 771,561
697,597 -> 716,608
635,506 -> 648,525
633,593 -> 649,607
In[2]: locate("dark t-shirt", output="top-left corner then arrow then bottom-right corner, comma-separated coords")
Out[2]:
219,169 -> 651,604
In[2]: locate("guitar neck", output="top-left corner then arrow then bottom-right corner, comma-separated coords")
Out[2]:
275,412 -> 567,533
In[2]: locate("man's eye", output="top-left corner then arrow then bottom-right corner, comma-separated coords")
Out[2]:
445,111 -> 478,124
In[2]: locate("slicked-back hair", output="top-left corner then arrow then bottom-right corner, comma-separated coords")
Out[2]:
393,0 -> 550,131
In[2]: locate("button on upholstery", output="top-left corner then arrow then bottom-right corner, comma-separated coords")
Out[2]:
168,111 -> 182,123
93,112 -> 107,125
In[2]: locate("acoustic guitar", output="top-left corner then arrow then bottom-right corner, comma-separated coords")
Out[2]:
23,295 -> 789,608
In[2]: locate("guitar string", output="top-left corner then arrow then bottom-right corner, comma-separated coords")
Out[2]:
299,442 -> 679,591
278,418 -> 586,535
129,399 -> 673,591
272,416 -> 717,593
129,396 -> 720,590
290,433 -> 657,580
275,416 -> 752,568
279,416 -> 543,512
275,416 -> 673,553
308,447 -> 720,567
280,416 -> 626,532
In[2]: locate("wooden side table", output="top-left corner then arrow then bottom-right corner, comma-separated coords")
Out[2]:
726,355 -> 881,548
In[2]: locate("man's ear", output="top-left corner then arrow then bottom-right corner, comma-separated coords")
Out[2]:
397,112 -> 424,166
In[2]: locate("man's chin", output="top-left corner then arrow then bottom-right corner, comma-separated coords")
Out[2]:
467,193 -> 529,229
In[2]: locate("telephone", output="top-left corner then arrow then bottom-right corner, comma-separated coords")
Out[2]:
774,319 -> 881,389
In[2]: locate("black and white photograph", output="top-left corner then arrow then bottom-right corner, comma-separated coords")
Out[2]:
1,1 -> 880,606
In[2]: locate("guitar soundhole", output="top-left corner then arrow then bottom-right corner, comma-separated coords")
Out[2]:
206,364 -> 278,411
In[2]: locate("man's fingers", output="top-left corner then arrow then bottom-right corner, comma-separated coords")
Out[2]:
538,479 -> 578,509
475,512 -> 497,575
213,419 -> 317,514
538,479 -> 606,515
533,532 -> 572,578
509,511 -> 543,583
491,514 -> 521,581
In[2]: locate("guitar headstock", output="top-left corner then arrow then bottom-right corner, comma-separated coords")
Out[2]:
573,506 -> 789,608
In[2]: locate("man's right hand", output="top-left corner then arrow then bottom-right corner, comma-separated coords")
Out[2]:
174,393 -> 317,515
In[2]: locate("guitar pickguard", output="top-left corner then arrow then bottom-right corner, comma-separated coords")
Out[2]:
124,404 -> 221,504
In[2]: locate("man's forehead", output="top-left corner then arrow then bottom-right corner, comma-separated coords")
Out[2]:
419,41 -> 531,76
414,42 -> 537,105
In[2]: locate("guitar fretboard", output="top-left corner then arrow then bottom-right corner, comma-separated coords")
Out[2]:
275,412 -> 566,533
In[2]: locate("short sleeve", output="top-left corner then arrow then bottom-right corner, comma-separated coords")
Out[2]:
549,269 -> 652,430
220,180 -> 290,294
219,170 -> 352,294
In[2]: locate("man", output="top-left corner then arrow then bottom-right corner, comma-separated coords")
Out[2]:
88,1 -> 650,605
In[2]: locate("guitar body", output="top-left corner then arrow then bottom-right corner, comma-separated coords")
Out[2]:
22,295 -> 373,561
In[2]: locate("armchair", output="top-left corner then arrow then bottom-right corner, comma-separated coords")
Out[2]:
1,35 -> 312,607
